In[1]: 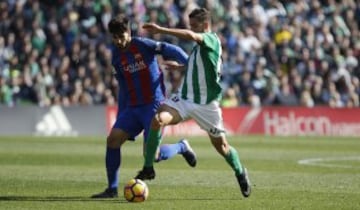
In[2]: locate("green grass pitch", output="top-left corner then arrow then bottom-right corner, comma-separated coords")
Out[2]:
0,135 -> 359,210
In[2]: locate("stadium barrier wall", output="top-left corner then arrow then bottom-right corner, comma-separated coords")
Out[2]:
0,105 -> 107,136
0,105 -> 359,137
107,106 -> 360,137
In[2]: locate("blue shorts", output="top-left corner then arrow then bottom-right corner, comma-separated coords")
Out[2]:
112,102 -> 161,141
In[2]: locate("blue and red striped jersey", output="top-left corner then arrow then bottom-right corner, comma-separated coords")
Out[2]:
111,37 -> 188,107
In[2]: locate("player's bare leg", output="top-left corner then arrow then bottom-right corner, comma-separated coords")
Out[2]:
135,105 -> 189,180
209,134 -> 251,198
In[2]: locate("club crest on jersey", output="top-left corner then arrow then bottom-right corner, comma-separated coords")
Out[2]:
123,60 -> 147,73
134,53 -> 142,59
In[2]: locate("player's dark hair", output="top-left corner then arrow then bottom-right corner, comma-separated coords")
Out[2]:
189,8 -> 210,22
108,14 -> 129,34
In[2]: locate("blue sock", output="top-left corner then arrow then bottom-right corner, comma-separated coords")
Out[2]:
105,147 -> 121,190
156,142 -> 185,162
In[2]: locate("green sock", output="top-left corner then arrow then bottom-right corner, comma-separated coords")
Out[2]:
224,146 -> 243,176
144,128 -> 162,167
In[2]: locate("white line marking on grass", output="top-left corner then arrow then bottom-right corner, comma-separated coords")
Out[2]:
298,156 -> 360,169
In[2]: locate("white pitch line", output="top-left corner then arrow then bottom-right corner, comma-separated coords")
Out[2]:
298,156 -> 360,169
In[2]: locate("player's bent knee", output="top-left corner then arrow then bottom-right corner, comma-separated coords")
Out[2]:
159,111 -> 174,125
151,114 -> 163,129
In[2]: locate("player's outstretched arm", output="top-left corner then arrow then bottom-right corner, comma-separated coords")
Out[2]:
161,60 -> 186,71
140,37 -> 188,64
159,42 -> 188,64
143,23 -> 203,43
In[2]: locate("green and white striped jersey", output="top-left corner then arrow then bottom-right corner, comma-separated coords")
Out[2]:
181,32 -> 222,104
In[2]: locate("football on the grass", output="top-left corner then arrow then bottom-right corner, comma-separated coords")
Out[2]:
124,178 -> 149,202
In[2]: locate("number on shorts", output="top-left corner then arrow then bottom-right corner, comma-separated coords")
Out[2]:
171,95 -> 179,102
209,128 -> 220,136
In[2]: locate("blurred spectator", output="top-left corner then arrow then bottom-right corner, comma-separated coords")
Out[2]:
248,93 -> 261,108
0,0 -> 359,108
300,90 -> 315,107
275,83 -> 299,106
220,86 -> 239,108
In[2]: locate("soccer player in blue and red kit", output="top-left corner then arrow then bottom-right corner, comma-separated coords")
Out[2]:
91,14 -> 197,198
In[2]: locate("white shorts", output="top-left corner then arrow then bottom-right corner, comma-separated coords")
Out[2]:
164,94 -> 225,137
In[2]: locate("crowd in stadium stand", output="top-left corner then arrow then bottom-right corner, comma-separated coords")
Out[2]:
0,0 -> 359,108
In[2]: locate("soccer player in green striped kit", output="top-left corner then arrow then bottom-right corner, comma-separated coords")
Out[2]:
135,8 -> 251,197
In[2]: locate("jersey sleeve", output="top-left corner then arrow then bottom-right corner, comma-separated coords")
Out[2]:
140,37 -> 188,64
201,32 -> 219,50
158,42 -> 188,64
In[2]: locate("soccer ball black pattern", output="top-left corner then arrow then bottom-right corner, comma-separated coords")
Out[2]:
124,178 -> 149,202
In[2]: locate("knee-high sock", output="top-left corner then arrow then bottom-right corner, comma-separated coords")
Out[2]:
106,147 -> 121,189
144,128 -> 162,167
224,146 -> 243,176
156,142 -> 184,162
